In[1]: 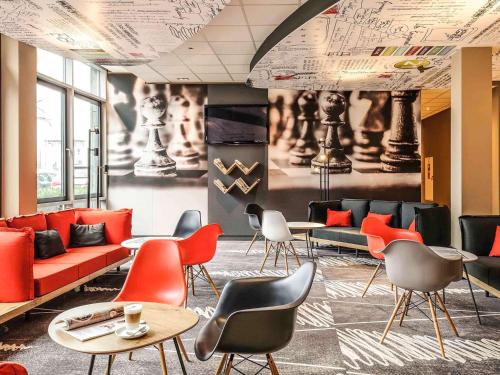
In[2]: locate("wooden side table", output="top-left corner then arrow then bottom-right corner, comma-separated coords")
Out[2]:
48,302 -> 198,374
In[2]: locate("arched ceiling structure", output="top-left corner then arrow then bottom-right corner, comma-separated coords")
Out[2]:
248,0 -> 500,91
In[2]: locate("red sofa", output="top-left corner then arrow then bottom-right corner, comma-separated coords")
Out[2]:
0,208 -> 132,303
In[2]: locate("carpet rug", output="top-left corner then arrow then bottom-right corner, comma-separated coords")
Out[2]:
0,240 -> 499,375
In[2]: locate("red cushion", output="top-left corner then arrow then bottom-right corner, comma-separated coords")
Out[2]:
45,209 -> 76,248
489,226 -> 500,256
33,263 -> 79,297
67,244 -> 130,265
7,213 -> 47,231
367,212 -> 393,225
76,209 -> 132,244
408,219 -> 416,232
0,228 -> 34,302
0,362 -> 28,375
0,218 -> 7,227
326,209 -> 352,227
35,252 -> 107,278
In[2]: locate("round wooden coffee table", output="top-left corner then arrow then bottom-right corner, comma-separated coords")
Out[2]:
48,302 -> 198,374
287,221 -> 325,258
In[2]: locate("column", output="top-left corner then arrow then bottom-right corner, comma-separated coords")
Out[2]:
450,47 -> 493,246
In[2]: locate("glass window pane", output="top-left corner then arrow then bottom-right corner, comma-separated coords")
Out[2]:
37,49 -> 65,82
73,96 -> 101,198
73,60 -> 101,97
37,83 -> 65,200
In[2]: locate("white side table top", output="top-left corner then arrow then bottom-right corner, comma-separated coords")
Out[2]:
287,222 -> 326,230
121,236 -> 181,249
430,246 -> 479,263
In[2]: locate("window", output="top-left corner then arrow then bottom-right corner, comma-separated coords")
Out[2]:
36,82 -> 66,201
36,49 -> 106,206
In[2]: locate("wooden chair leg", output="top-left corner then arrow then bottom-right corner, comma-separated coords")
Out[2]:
158,342 -> 168,375
267,353 -> 280,375
380,292 -> 407,344
435,292 -> 459,337
176,335 -> 191,362
284,244 -> 289,275
274,242 -> 282,267
201,265 -> 221,298
289,241 -> 301,266
427,293 -> 446,358
245,232 -> 259,255
260,242 -> 273,272
224,354 -> 234,375
216,354 -> 228,375
399,291 -> 412,326
361,262 -> 381,298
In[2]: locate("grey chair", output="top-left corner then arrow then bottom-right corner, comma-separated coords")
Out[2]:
244,203 -> 264,255
173,210 -> 202,238
379,240 -> 462,358
195,262 -> 317,375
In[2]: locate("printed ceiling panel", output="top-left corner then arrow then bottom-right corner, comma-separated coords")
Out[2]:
248,0 -> 500,91
0,0 -> 228,66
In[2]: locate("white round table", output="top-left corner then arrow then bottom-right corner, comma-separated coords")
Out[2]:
121,236 -> 181,255
287,222 -> 325,258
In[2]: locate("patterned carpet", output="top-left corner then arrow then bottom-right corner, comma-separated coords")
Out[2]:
1,240 -> 499,375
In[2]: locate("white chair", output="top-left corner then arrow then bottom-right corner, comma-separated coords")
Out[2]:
260,210 -> 301,275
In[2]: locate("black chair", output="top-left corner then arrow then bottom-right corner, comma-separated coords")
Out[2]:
244,203 -> 264,255
173,210 -> 202,238
195,262 -> 317,375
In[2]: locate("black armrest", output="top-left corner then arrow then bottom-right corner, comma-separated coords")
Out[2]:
308,200 -> 341,223
459,215 -> 500,256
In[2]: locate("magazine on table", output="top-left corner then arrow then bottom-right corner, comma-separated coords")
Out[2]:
63,317 -> 126,342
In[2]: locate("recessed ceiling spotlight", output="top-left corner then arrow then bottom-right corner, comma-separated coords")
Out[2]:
177,77 -> 190,81
188,47 -> 194,50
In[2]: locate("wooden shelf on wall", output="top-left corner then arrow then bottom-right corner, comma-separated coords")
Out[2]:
213,158 -> 260,176
214,178 -> 261,195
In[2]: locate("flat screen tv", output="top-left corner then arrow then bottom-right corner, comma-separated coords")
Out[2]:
205,104 -> 268,145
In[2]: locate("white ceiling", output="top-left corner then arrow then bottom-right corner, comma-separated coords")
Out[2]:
115,0 -> 308,83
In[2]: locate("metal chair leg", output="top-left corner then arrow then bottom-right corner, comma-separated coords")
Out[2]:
463,264 -> 482,324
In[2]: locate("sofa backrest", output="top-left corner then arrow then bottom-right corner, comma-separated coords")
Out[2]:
459,215 -> 500,256
340,199 -> 369,227
369,200 -> 401,228
401,202 -> 437,229
308,200 -> 341,223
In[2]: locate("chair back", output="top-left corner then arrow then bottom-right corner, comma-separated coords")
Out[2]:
173,210 -> 202,238
381,240 -> 462,292
262,210 -> 293,242
177,223 -> 223,266
361,217 -> 423,260
271,261 -> 317,308
244,203 -> 264,230
114,240 -> 186,306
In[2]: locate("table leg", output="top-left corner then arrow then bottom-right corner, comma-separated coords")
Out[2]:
106,355 -> 113,375
158,342 -> 168,375
88,355 -> 95,375
173,337 -> 187,375
305,232 -> 311,258
463,264 -> 482,325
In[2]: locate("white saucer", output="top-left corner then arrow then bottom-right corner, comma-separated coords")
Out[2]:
115,323 -> 150,339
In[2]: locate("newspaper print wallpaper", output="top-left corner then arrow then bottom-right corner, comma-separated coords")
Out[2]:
248,0 -> 500,91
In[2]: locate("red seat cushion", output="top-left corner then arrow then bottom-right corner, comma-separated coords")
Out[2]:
0,218 -> 7,227
0,228 -> 34,302
7,213 -> 47,231
326,209 -> 352,227
489,226 -> 500,256
366,212 -> 393,225
0,362 -> 28,375
45,209 -> 76,248
33,263 -> 79,297
76,209 -> 132,244
67,244 -> 130,265
35,252 -> 107,278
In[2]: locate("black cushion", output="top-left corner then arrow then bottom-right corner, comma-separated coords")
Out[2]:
340,199 -> 369,228
34,230 -> 66,259
401,202 -> 437,229
308,200 -> 341,224
311,227 -> 367,246
70,223 -> 107,248
459,215 -> 500,256
415,206 -> 451,247
369,200 -> 401,228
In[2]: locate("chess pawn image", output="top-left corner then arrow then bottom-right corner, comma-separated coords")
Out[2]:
107,105 -> 134,172
276,92 -> 299,150
182,86 -> 207,159
380,91 -> 421,173
134,95 -> 177,177
311,91 -> 352,174
289,91 -> 319,166
167,95 -> 200,169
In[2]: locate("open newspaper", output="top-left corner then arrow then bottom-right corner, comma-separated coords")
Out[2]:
63,317 -> 126,342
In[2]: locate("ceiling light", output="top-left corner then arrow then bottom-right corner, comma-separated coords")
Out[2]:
177,77 -> 190,81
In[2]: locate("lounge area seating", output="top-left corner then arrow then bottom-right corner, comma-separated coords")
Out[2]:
308,199 -> 451,252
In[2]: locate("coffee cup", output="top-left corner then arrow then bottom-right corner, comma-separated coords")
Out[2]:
124,303 -> 143,332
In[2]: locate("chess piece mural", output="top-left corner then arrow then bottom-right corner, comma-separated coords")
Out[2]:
289,91 -> 319,166
276,92 -> 300,150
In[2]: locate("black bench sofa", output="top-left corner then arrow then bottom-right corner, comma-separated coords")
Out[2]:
459,216 -> 500,297
308,198 -> 451,252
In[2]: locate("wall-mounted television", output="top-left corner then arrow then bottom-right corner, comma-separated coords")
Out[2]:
205,104 -> 268,145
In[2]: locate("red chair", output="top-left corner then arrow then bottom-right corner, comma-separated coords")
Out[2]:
0,362 -> 28,375
114,239 -> 189,371
360,217 -> 423,298
177,224 -> 223,305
